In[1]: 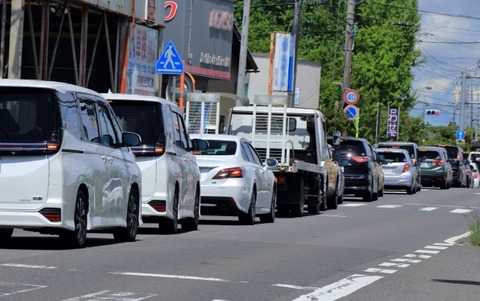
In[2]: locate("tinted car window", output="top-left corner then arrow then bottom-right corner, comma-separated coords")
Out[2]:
199,140 -> 237,155
0,88 -> 56,142
378,151 -> 407,162
334,140 -> 367,156
110,101 -> 164,146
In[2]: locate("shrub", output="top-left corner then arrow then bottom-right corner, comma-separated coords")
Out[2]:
465,209 -> 480,246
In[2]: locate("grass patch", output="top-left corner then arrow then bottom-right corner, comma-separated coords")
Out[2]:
465,209 -> 480,246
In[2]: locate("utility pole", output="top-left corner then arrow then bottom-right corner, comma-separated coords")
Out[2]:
341,0 -> 356,102
236,0 -> 251,106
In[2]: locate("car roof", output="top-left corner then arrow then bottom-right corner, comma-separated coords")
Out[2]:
0,79 -> 103,96
375,147 -> 410,154
231,105 -> 324,117
190,133 -> 243,143
377,141 -> 418,146
101,92 -> 174,106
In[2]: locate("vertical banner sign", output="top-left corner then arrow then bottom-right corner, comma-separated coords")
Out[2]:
273,32 -> 295,92
387,106 -> 400,140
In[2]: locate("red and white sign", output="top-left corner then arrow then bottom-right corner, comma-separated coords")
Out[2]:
343,89 -> 360,105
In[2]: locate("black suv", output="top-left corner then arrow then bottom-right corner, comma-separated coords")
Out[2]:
431,145 -> 467,187
329,137 -> 384,202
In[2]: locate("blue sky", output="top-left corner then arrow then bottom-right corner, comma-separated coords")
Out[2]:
412,0 -> 480,127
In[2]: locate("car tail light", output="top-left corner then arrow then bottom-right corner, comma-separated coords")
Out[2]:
39,208 -> 61,222
154,143 -> 165,155
276,176 -> 286,185
402,164 -> 411,173
149,200 -> 166,212
432,159 -> 444,166
213,167 -> 244,179
351,156 -> 369,163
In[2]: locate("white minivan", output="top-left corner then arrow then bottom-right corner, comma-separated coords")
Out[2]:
0,80 -> 142,248
104,93 -> 208,234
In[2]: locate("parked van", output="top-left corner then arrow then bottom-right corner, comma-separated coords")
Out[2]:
104,93 -> 208,234
0,80 -> 142,248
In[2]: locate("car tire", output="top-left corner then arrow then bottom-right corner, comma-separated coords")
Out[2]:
326,182 -> 338,210
182,188 -> 200,231
60,190 -> 88,248
407,185 -> 415,195
260,187 -> 276,223
159,189 -> 179,234
239,189 -> 256,225
363,189 -> 373,202
291,179 -> 304,217
113,188 -> 139,242
0,228 -> 13,240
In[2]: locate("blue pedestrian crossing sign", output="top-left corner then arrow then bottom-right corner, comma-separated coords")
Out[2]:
156,40 -> 184,75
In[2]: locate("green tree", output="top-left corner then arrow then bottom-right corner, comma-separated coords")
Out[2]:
234,0 -> 422,142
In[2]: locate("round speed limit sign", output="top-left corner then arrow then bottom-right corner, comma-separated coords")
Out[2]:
343,89 -> 360,105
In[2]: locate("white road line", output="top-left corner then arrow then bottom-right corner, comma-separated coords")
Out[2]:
415,249 -> 440,254
378,262 -> 410,268
273,284 -> 319,291
450,209 -> 472,214
376,205 -> 402,209
340,203 -> 366,207
424,245 -> 448,250
434,242 -> 454,247
61,290 -> 156,301
111,272 -> 230,282
391,258 -> 421,263
292,274 -> 383,301
363,268 -> 397,274
0,263 -> 57,269
420,207 -> 438,211
404,253 -> 431,259
0,282 -> 47,297
444,232 -> 471,244
322,214 -> 347,218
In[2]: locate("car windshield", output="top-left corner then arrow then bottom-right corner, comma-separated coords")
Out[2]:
198,139 -> 237,155
109,101 -> 164,145
0,88 -> 56,142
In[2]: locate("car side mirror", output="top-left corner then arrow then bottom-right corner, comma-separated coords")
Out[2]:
265,158 -> 278,167
191,138 -> 209,151
122,132 -> 142,147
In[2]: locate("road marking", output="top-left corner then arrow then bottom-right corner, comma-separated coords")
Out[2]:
376,205 -> 402,209
363,268 -> 397,274
291,274 -> 383,301
379,262 -> 410,268
61,290 -> 156,301
405,253 -> 431,259
0,282 -> 47,297
391,258 -> 421,263
420,207 -> 438,211
112,272 -> 230,282
434,242 -> 454,247
424,245 -> 448,250
322,214 -> 347,218
0,263 -> 57,269
450,209 -> 472,214
340,203 -> 366,207
415,249 -> 440,254
444,231 -> 471,244
273,284 -> 318,290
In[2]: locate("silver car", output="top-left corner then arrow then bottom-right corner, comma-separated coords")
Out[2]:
190,134 -> 277,225
375,148 -> 419,194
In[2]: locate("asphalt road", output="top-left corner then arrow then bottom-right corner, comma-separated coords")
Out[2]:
0,187 -> 479,301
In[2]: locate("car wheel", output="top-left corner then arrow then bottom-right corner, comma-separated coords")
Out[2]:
114,188 -> 139,242
362,189 -> 373,202
0,228 -> 13,240
60,190 -> 87,248
378,185 -> 384,197
260,187 -> 276,223
182,188 -> 200,231
326,182 -> 338,210
159,189 -> 179,234
407,185 -> 415,195
239,189 -> 256,225
291,179 -> 304,217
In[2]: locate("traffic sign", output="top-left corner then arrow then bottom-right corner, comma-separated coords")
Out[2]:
343,89 -> 360,105
456,130 -> 465,139
344,104 -> 359,120
156,40 -> 184,75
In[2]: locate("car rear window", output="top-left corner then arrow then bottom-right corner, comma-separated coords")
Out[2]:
378,151 -> 407,163
109,100 -> 164,146
0,88 -> 56,142
419,150 -> 441,160
378,143 -> 415,158
199,140 -> 237,155
334,140 -> 366,156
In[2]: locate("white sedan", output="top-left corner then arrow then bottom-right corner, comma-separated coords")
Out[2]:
190,134 -> 277,225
